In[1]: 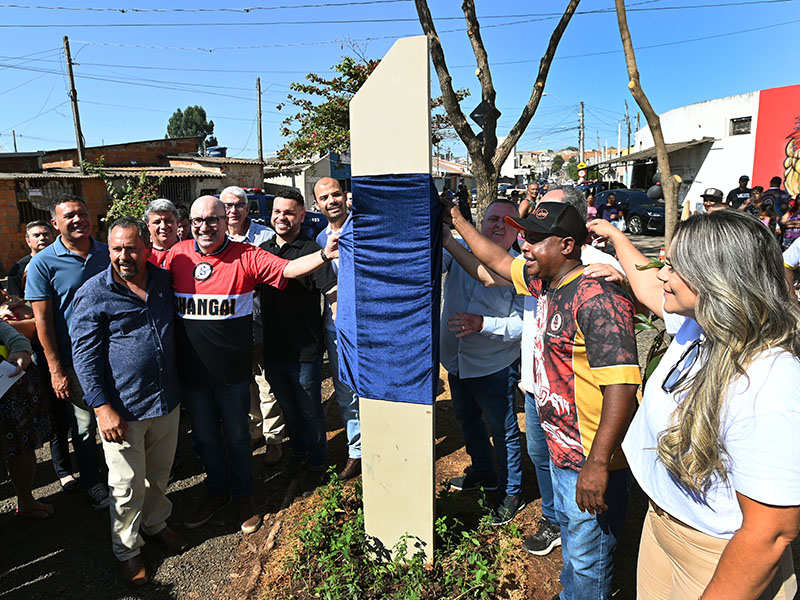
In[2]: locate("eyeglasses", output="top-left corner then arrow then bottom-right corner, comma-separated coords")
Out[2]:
223,202 -> 247,212
190,216 -> 225,228
661,338 -> 701,394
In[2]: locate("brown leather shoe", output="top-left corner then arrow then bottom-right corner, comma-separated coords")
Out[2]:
263,443 -> 283,465
236,496 -> 263,535
151,526 -> 189,553
337,458 -> 362,481
120,555 -> 149,587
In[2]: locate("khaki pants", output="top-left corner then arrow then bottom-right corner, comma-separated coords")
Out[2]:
249,344 -> 284,445
101,407 -> 180,561
638,504 -> 797,600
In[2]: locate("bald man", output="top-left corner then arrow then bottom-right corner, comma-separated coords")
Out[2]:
162,196 -> 339,535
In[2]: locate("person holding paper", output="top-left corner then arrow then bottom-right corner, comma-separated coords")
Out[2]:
0,320 -> 53,519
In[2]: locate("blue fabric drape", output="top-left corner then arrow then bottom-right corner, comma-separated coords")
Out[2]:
336,173 -> 442,405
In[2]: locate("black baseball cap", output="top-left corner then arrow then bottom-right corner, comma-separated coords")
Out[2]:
505,201 -> 587,244
739,175 -> 750,181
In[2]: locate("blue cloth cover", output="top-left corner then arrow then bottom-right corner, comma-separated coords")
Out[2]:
336,173 -> 442,405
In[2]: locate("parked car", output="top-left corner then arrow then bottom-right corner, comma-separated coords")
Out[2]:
504,184 -> 529,198
576,180 -> 627,198
595,189 -> 664,235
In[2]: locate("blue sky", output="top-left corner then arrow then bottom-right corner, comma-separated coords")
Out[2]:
1,0 -> 798,158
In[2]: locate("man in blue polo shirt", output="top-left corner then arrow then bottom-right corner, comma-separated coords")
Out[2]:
71,217 -> 186,587
25,194 -> 110,509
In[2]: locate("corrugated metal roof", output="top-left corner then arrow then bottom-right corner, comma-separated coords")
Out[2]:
168,154 -> 262,165
0,167 -> 225,180
594,137 -> 716,167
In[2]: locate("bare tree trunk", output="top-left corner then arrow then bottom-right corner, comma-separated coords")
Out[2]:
614,0 -> 680,244
415,0 -> 580,216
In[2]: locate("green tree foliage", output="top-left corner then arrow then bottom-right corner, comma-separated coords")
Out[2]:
84,158 -> 163,222
552,154 -> 565,172
167,105 -> 217,150
566,155 -> 579,180
277,54 -> 468,162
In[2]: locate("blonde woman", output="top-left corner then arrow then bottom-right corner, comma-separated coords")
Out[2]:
587,211 -> 800,600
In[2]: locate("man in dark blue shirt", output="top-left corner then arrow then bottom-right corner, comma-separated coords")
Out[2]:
72,217 -> 186,587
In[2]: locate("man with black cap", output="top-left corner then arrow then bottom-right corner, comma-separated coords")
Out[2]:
726,176 -> 751,209
701,187 -> 728,213
444,199 -> 641,600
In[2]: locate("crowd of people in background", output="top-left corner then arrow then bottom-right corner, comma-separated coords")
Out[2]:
3,172 -> 800,599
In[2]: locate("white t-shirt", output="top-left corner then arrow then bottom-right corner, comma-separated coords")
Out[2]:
622,310 -> 800,538
783,237 -> 800,269
520,246 -> 622,393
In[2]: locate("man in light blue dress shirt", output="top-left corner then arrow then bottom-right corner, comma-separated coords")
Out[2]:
441,199 -> 525,525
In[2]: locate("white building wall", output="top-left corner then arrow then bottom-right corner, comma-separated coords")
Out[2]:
498,136 -> 517,179
635,91 -> 760,201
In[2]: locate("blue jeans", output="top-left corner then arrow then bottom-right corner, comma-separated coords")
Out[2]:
264,360 -> 327,471
448,364 -> 523,496
550,462 -> 632,600
324,328 -> 361,459
66,368 -> 103,489
524,391 -> 555,522
185,381 -> 253,498
70,402 -> 102,489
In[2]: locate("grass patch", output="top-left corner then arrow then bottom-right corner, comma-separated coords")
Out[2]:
275,471 -> 522,599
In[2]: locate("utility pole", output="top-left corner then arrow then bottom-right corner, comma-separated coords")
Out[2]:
578,101 -> 585,164
625,100 -> 632,185
256,77 -> 264,164
63,36 -> 85,174
12,130 -> 18,152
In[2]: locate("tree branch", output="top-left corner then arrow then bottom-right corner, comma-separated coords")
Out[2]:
493,0 -> 581,172
461,0 -> 498,163
615,0 -> 679,243
414,0 -> 481,161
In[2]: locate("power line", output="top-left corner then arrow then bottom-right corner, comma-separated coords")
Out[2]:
451,16 -> 800,67
0,61 -> 256,101
0,0 -> 792,20
81,99 -> 284,123
0,0 -> 411,12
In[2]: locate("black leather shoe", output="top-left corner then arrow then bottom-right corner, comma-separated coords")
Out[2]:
120,555 -> 149,587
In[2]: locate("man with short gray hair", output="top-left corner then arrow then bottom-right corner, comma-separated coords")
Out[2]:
220,185 -> 283,462
144,198 -> 180,267
163,195 -> 339,534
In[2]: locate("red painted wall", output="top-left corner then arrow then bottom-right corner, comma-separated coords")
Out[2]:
753,84 -> 800,196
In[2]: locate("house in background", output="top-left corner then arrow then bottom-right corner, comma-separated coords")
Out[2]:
432,156 -> 473,192
594,84 -> 800,205
262,152 -> 351,210
0,136 -> 267,274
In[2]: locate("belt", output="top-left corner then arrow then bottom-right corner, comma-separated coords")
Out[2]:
649,499 -> 693,530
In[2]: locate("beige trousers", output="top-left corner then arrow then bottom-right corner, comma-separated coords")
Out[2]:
638,505 -> 797,600
101,407 -> 180,561
249,344 -> 284,444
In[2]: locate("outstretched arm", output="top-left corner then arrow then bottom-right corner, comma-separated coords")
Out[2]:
587,219 -> 664,318
445,202 -> 516,281
442,225 -> 512,287
283,234 -> 339,279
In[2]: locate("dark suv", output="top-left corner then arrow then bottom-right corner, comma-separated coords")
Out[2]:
596,189 -> 664,235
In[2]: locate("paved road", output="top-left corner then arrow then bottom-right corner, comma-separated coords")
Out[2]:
627,233 -> 665,257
